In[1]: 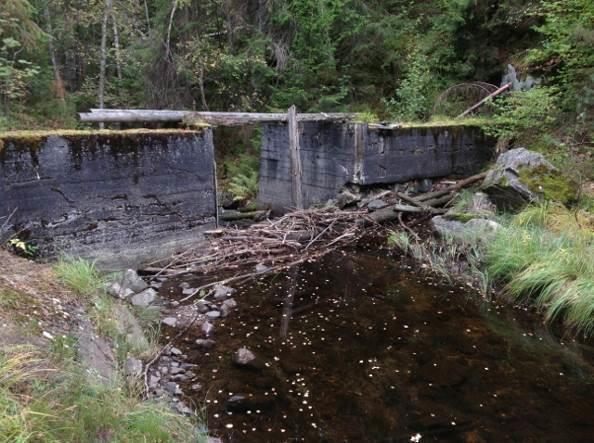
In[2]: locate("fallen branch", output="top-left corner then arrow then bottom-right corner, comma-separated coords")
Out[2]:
415,172 -> 487,202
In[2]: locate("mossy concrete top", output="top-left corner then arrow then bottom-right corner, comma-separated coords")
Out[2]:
0,129 -> 206,151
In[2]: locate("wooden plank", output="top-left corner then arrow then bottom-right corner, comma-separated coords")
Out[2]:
456,83 -> 511,118
288,105 -> 304,210
79,109 -> 355,125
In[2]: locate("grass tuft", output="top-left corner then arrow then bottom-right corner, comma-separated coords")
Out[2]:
487,204 -> 594,335
53,257 -> 105,298
0,348 -> 207,442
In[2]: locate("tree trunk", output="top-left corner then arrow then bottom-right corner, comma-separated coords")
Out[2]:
111,9 -> 122,80
44,5 -> 66,104
98,0 -> 112,129
198,65 -> 209,111
165,0 -> 178,60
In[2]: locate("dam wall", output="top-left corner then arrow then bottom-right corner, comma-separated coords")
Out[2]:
0,129 -> 216,269
258,122 -> 495,210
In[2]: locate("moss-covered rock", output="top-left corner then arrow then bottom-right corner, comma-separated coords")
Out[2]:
482,147 -> 578,211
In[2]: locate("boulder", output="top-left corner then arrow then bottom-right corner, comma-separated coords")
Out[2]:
482,148 -> 578,211
432,216 -> 501,243
106,282 -> 134,300
130,288 -> 158,307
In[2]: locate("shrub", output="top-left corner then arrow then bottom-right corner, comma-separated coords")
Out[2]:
483,87 -> 560,141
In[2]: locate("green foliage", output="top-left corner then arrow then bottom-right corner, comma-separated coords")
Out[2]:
225,153 -> 259,204
0,348 -> 207,443
385,51 -> 434,120
483,87 -> 560,141
53,257 -> 105,298
526,0 -> 594,116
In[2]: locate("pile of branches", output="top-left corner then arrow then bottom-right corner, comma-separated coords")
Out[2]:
144,208 -> 373,300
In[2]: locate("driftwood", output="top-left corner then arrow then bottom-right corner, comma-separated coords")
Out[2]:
415,172 -> 487,202
79,109 -> 355,125
456,83 -> 511,118
219,210 -> 269,221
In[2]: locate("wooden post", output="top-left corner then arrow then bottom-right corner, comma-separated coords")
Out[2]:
288,105 -> 303,210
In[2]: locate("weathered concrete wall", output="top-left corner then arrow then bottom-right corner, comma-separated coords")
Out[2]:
0,130 -> 216,269
258,122 -> 495,210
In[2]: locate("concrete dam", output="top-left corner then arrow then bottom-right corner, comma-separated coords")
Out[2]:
0,123 -> 494,267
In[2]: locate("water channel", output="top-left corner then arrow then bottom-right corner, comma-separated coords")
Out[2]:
166,248 -> 594,442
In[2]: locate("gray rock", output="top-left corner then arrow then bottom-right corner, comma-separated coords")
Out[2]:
336,189 -> 361,209
174,401 -> 193,415
165,382 -> 182,395
191,382 -> 203,391
182,287 -> 197,296
149,374 -> 161,389
222,298 -> 238,309
195,338 -> 216,349
180,282 -> 190,289
162,317 -> 178,327
220,304 -> 231,318
196,300 -> 210,314
121,269 -> 149,293
130,288 -> 157,307
431,216 -> 501,243
206,310 -> 221,319
202,321 -> 215,337
367,199 -> 388,211
124,357 -> 143,378
172,374 -> 188,382
214,284 -> 235,300
106,282 -> 135,300
233,347 -> 257,367
170,367 -> 185,375
482,148 -> 577,211
169,347 -> 183,356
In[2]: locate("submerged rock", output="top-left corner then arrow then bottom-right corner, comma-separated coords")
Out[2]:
214,284 -> 236,300
130,288 -> 158,307
195,338 -> 216,349
482,148 -> 578,211
206,310 -> 221,319
202,321 -> 215,337
232,347 -> 264,370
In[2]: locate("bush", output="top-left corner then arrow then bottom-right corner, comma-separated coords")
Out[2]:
483,87 -> 560,141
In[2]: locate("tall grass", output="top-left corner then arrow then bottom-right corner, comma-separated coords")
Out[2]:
53,257 -> 105,298
0,348 -> 206,443
486,204 -> 594,335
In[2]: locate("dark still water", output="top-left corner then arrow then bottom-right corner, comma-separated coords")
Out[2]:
176,252 -> 594,442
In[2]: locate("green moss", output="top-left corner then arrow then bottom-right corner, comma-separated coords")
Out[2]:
398,116 -> 489,129
0,129 -> 205,151
518,164 -> 579,204
445,212 -> 482,223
